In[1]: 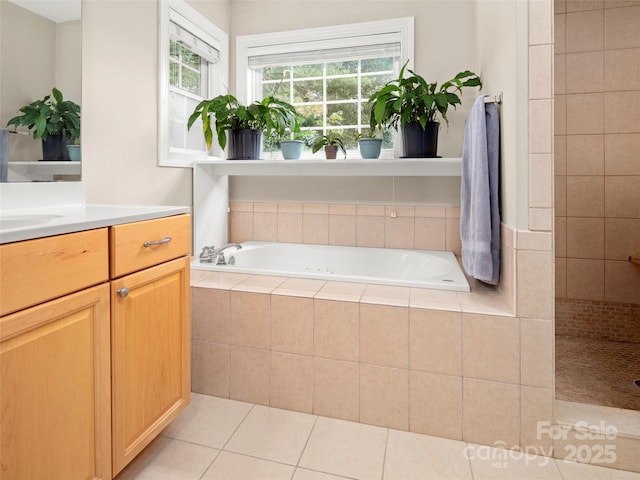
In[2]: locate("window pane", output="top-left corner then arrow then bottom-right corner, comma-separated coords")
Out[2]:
294,64 -> 322,78
360,102 -> 372,125
361,57 -> 394,73
263,66 -> 289,81
182,66 -> 201,94
327,77 -> 357,101
293,79 -> 323,103
326,128 -> 357,149
361,73 -> 394,99
327,103 -> 357,126
263,82 -> 290,101
169,61 -> 179,87
296,105 -> 323,128
326,60 -> 356,75
170,40 -> 179,59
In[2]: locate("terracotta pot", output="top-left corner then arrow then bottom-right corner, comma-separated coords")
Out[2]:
324,145 -> 338,159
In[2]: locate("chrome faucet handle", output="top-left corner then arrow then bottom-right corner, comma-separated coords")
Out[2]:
216,253 -> 226,265
199,245 -> 216,263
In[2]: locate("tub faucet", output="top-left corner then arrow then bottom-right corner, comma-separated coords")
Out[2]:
199,243 -> 242,265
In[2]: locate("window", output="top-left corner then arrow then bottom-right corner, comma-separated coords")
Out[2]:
158,0 -> 228,166
237,18 -> 414,159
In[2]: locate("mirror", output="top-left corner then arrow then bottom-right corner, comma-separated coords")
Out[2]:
0,0 -> 81,182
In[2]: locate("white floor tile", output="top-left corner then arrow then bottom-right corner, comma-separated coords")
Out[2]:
384,429 -> 473,480
555,459 -> 640,479
201,451 -> 295,480
468,445 -> 563,479
225,404 -> 317,465
293,468 -> 353,480
299,416 -> 387,480
162,394 -> 252,448
114,436 -> 218,480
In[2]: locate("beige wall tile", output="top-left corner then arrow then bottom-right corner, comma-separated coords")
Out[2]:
555,175 -> 567,216
517,250 -> 554,319
605,218 -> 640,260
192,287 -> 230,344
314,299 -> 359,362
605,176 -> 640,218
360,365 -> 409,431
415,206 -> 446,218
530,99 -> 553,153
273,278 -> 326,297
566,258 -> 605,300
229,347 -> 270,405
556,0 -> 567,14
253,202 -> 277,213
329,215 -> 356,246
302,214 -> 329,245
360,304 -> 409,368
232,275 -> 287,294
555,14 -> 567,54
604,5 -> 640,49
520,386 -> 554,452
445,217 -> 462,255
303,203 -> 329,214
521,319 -> 553,388
604,48 -> 640,92
566,9 -> 603,52
566,93 -> 604,135
253,212 -> 277,242
566,0 -> 603,12
566,51 -> 604,94
556,257 -> 568,298
270,352 -> 313,413
192,341 -> 229,398
517,231 -> 553,252
529,208 -> 554,231
230,201 -> 253,212
409,371 -> 462,440
566,217 -> 605,258
530,45 -> 553,99
384,217 -> 415,249
555,217 -> 567,256
605,134 -> 640,175
278,203 -> 303,214
230,291 -> 270,349
313,358 -> 359,422
410,309 -> 462,376
530,0 -> 554,44
555,55 -> 567,98
566,176 -> 604,217
530,154 -> 554,207
605,91 -> 640,133
329,204 -> 357,215
277,213 -> 303,243
229,211 -> 253,243
192,272 -> 250,290
271,295 -> 313,355
446,207 -> 461,219
386,205 -> 414,217
555,135 -> 567,175
409,289 -> 461,312
555,95 -> 567,136
462,379 -> 520,448
566,135 -> 604,175
605,260 -> 640,304
356,216 -> 384,248
463,314 -> 520,384
315,281 -> 366,303
357,204 -> 385,216
361,285 -> 410,307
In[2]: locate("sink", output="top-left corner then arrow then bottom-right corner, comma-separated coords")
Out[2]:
0,214 -> 65,230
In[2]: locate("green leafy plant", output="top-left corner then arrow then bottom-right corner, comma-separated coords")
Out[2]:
6,87 -> 80,142
354,127 -> 382,141
369,60 -> 482,131
311,134 -> 347,158
187,94 -> 299,151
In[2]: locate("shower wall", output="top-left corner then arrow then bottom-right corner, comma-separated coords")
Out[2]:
554,0 -> 640,342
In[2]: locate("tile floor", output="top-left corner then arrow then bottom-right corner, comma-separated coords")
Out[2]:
115,393 -> 640,480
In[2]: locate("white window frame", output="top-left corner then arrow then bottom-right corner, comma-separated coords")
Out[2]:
158,0 -> 229,167
236,17 -> 414,159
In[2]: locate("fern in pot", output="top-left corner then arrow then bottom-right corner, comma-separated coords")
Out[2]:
368,60 -> 481,158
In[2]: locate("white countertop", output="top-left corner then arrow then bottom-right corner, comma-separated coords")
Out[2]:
0,183 -> 190,244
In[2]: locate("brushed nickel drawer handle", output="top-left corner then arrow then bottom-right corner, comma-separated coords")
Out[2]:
143,236 -> 172,247
118,287 -> 129,298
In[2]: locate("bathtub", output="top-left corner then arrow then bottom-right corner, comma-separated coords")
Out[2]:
192,241 -> 470,292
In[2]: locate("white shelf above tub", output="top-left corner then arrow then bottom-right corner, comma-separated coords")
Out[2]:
194,157 -> 462,177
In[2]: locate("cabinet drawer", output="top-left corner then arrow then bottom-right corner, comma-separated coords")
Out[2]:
110,214 -> 190,278
0,228 -> 109,317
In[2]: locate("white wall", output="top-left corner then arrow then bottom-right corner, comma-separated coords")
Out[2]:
82,0 -> 230,205
56,20 -> 82,106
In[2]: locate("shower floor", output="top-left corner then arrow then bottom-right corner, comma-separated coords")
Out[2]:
555,335 -> 640,411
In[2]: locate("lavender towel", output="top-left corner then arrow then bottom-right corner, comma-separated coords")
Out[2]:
460,96 -> 500,285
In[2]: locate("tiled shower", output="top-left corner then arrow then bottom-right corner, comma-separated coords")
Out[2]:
553,0 -> 640,411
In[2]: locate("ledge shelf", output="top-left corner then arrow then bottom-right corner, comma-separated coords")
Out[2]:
194,157 -> 462,177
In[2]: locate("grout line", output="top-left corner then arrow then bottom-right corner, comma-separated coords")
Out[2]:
380,428 -> 390,480
294,414 -> 320,470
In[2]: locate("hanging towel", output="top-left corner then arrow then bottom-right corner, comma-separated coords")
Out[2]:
460,96 -> 501,285
0,128 -> 8,183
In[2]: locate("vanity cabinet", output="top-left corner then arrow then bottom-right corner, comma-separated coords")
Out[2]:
109,214 -> 191,476
0,229 -> 112,480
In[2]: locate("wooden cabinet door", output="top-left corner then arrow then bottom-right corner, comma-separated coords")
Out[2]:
0,284 -> 111,480
111,256 -> 190,475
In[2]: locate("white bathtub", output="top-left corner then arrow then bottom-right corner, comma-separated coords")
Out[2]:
192,241 -> 470,292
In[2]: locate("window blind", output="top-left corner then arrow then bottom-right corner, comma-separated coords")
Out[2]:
169,20 -> 219,64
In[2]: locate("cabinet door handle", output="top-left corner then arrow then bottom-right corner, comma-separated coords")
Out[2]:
143,236 -> 172,247
118,287 -> 129,298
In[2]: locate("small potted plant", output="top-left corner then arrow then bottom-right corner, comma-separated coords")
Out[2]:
187,93 -> 299,160
355,128 -> 383,159
311,134 -> 346,159
67,139 -> 81,162
368,60 -> 481,157
277,130 -> 314,160
6,87 -> 80,161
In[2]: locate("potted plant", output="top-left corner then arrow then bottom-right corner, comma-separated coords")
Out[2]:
187,93 -> 299,160
67,139 -> 81,162
6,87 -> 80,161
311,134 -> 346,159
355,128 -> 383,159
368,60 -> 481,157
278,130 -> 314,160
